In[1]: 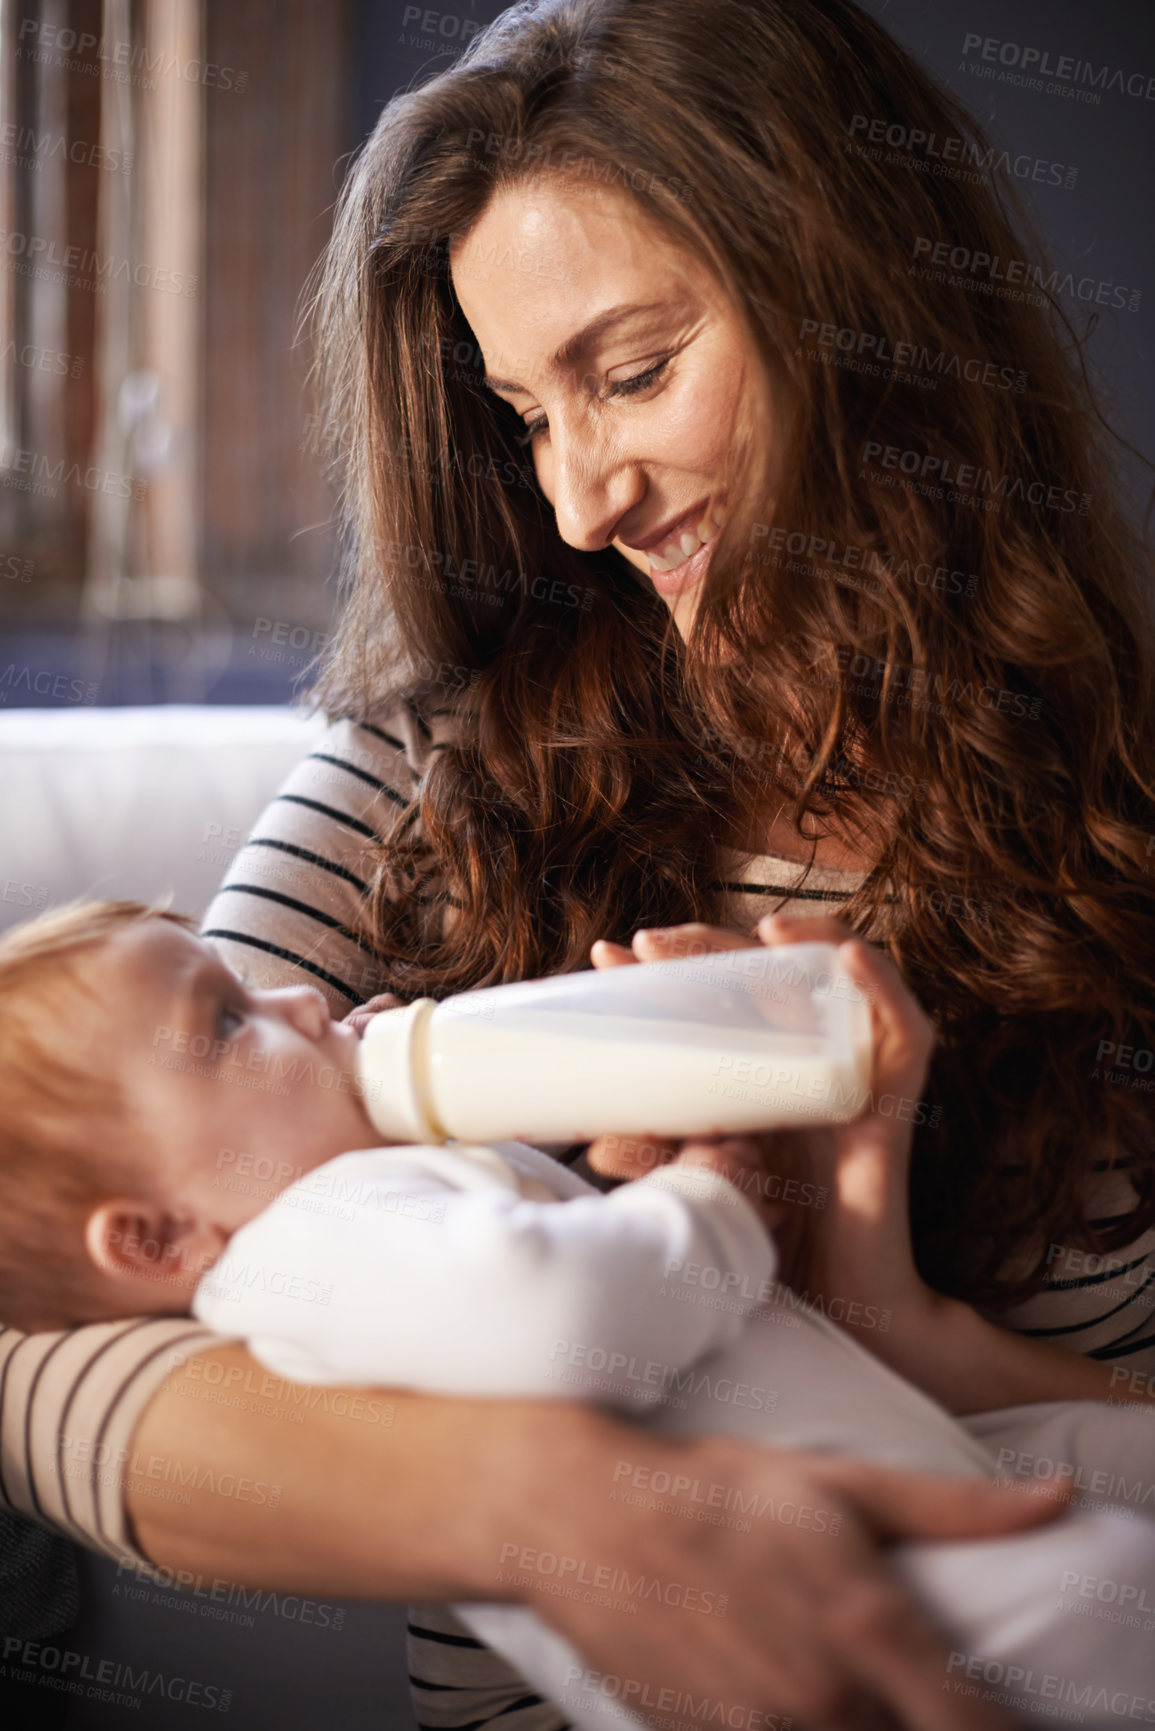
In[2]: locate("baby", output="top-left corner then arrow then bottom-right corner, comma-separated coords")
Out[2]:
2,899 -> 1154,1731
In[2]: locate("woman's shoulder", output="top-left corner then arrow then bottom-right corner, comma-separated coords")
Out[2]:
326,679 -> 476,782
201,681 -> 473,1008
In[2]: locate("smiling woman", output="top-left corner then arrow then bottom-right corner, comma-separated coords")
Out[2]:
303,0 -> 1155,1328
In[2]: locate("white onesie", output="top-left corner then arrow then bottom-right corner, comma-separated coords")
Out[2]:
192,1141 -> 1155,1730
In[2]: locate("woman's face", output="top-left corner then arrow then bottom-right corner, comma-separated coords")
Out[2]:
450,175 -> 760,637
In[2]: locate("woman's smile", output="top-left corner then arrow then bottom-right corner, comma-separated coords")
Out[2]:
620,497 -> 728,592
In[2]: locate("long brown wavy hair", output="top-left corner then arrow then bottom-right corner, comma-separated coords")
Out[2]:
307,0 -> 1155,1309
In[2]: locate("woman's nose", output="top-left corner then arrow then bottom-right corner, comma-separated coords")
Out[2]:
545,412 -> 642,553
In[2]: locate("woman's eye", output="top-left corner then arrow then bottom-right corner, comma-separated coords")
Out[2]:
515,357 -> 672,446
516,417 -> 548,446
607,356 -> 671,400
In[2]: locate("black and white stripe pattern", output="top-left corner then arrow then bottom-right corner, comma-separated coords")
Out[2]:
407,1604 -> 569,1731
0,1318 -> 214,1560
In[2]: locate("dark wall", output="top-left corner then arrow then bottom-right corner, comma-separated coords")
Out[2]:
857,0 -> 1155,503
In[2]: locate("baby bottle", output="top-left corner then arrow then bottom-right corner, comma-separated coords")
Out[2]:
356,941 -> 873,1145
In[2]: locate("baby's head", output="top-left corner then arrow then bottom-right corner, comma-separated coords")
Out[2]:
0,901 -> 376,1332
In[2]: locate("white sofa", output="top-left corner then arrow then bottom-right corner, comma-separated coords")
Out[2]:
0,703 -> 329,929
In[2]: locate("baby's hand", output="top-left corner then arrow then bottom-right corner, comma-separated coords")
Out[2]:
673,1137 -> 788,1234
343,992 -> 404,1039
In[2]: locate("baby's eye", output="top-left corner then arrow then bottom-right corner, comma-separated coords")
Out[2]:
216,1003 -> 245,1042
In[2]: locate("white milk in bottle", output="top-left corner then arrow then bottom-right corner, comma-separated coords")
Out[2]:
356,941 -> 873,1145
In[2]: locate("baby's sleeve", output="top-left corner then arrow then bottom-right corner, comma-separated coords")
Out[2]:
191,1151 -> 776,1410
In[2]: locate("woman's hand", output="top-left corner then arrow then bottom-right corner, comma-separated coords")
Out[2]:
529,1418 -> 1060,1731
588,914 -> 946,1355
587,921 -> 761,1182
343,991 -> 405,1039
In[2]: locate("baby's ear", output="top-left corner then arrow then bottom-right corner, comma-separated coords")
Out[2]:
84,1201 -> 225,1290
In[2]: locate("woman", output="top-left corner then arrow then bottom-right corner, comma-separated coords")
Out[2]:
195,0 -> 1155,1721
212,0 -> 1155,1360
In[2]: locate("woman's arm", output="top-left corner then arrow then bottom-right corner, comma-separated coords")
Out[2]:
862,1288 -> 1155,1414
128,1340 -> 1058,1731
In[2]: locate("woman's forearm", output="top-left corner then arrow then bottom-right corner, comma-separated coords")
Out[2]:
878,1293 -> 1155,1415
126,1340 -> 592,1598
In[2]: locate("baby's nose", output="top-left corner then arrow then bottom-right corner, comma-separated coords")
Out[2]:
279,984 -> 331,1037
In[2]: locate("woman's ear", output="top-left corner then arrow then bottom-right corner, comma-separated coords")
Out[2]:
84,1201 -> 227,1292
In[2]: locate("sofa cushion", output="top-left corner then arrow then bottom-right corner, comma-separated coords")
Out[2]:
0,705 -> 328,929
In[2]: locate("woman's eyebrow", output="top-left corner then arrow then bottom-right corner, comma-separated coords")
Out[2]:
483,299 -> 677,394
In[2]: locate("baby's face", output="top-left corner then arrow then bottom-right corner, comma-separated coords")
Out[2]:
72,920 -> 379,1300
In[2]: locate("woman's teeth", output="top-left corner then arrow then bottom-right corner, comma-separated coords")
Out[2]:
648,507 -> 725,574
